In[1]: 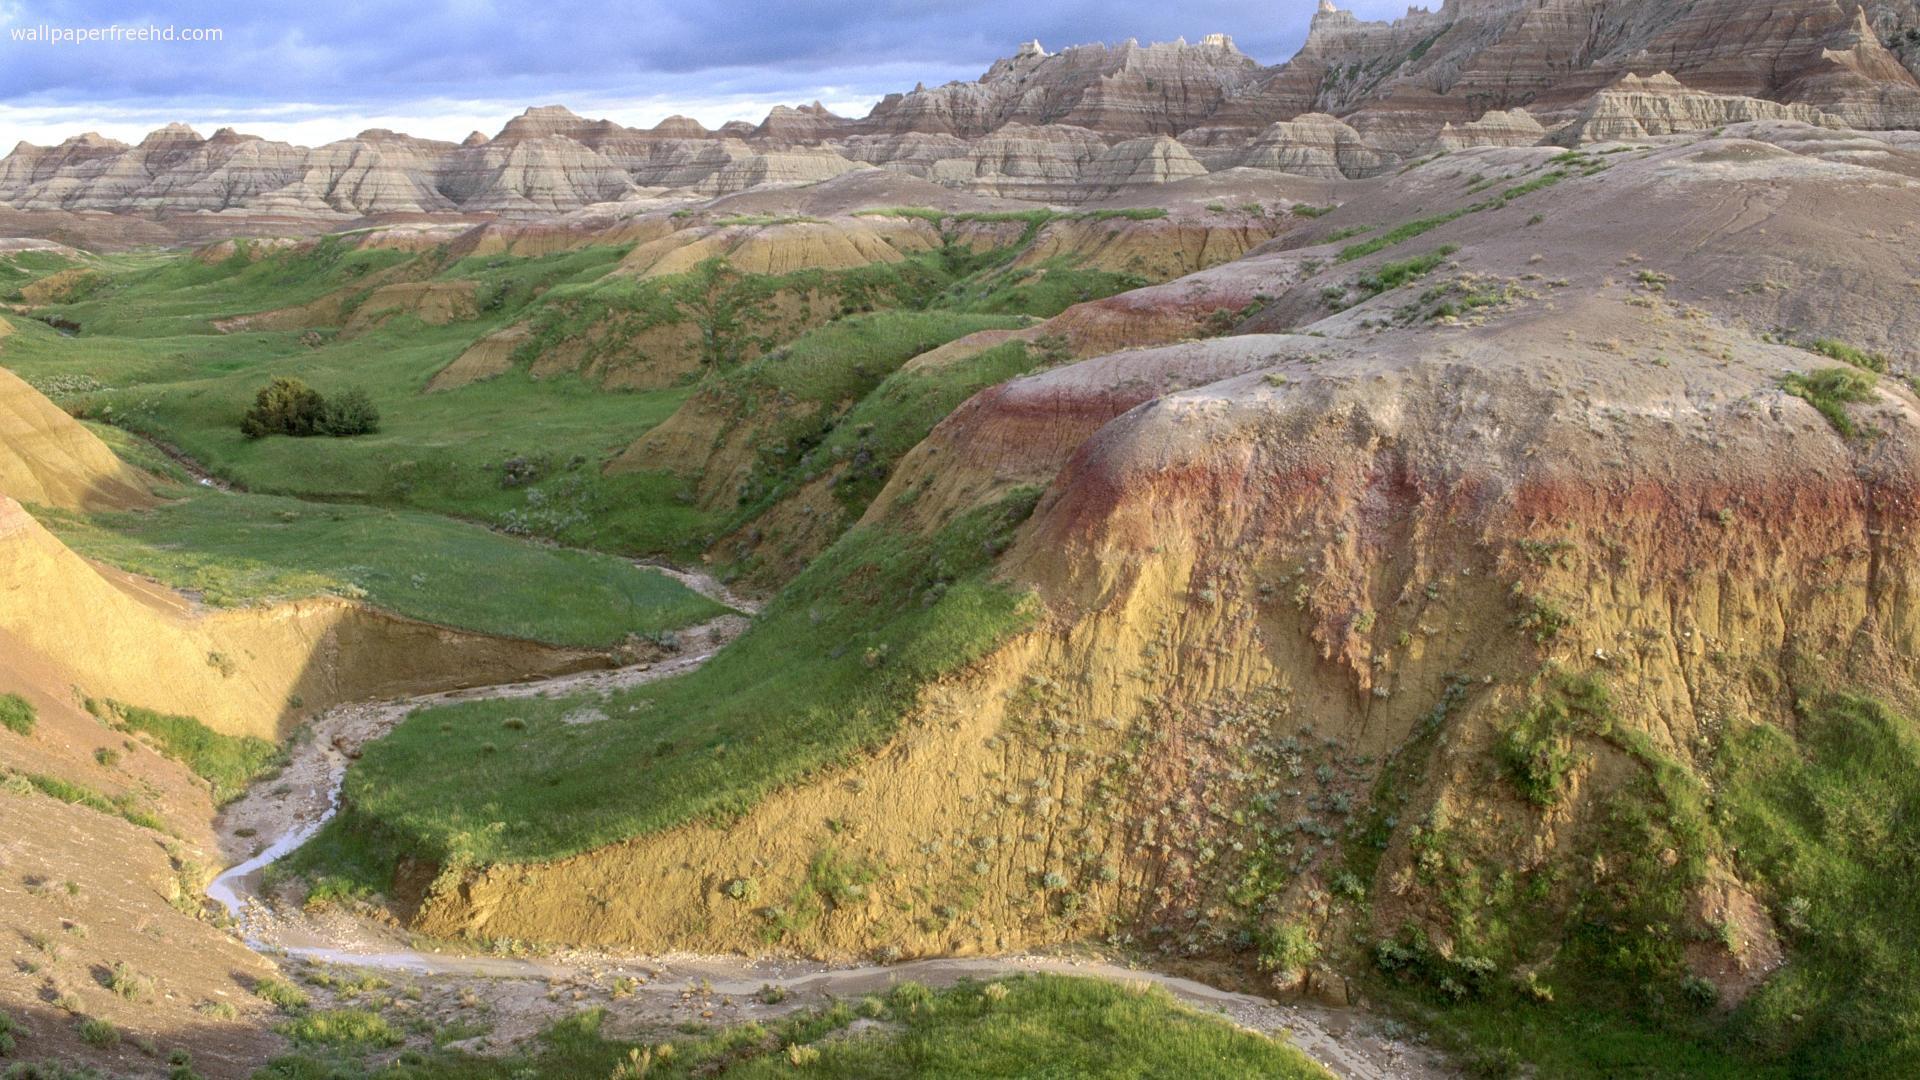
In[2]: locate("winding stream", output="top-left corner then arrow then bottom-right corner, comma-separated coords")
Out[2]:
205,575 -> 1447,1079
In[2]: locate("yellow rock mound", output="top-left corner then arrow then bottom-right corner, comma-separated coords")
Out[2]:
0,496 -> 609,740
0,363 -> 156,511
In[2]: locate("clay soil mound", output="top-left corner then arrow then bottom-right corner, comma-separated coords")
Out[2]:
0,363 -> 155,511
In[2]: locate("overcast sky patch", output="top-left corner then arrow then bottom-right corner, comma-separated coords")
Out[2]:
0,1 -> 1414,145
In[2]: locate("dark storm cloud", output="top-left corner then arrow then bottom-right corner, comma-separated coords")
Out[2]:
0,0 -> 1414,106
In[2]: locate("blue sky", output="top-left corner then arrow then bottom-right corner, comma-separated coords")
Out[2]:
0,1 -> 1413,146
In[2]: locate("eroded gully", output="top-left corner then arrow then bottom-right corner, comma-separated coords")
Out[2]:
206,570 -> 1450,1079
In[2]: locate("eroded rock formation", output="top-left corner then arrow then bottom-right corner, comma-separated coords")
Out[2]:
4,2 -> 1914,218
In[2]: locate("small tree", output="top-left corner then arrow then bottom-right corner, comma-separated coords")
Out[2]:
320,387 -> 380,436
240,376 -> 325,439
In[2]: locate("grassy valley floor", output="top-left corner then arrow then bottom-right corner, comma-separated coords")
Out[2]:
36,480 -> 725,648
1,218 -> 1146,563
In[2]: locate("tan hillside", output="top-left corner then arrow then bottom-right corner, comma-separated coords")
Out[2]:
0,362 -> 156,512
0,371 -> 611,740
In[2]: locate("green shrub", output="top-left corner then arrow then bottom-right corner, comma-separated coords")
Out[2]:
240,376 -> 326,439
1806,338 -> 1887,373
166,1049 -> 202,1080
1502,171 -> 1567,200
252,976 -> 309,1013
76,1018 -> 116,1049
105,960 -> 150,1000
319,386 -> 380,436
1255,919 -> 1321,974
1497,674 -> 1613,807
277,1008 -> 400,1048
3,1061 -> 109,1079
240,377 -> 379,439
1356,247 -> 1458,296
0,695 -> 34,737
1781,366 -> 1878,437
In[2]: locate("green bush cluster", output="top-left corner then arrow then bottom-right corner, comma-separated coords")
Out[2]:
1781,366 -> 1878,438
240,376 -> 379,439
1497,674 -> 1613,807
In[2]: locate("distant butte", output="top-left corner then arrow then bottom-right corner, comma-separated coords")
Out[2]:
0,0 -> 1916,217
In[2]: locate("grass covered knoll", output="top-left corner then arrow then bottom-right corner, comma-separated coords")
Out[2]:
0,247 -> 82,297
702,314 -> 1052,543
1715,693 -> 1920,1074
2,306 -> 697,548
0,240 -> 712,550
37,483 -> 724,648
35,237 -> 416,337
700,309 -> 1027,418
801,337 -> 1052,516
286,488 -> 1041,894
257,975 -> 1330,1079
1369,689 -> 1920,1078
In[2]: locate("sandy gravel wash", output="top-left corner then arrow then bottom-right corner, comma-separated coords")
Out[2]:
207,602 -> 1449,1079
209,610 -> 749,884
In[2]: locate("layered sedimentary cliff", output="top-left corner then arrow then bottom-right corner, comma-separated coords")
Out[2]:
2,1 -> 1914,218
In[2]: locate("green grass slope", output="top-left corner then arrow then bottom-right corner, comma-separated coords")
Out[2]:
37,484 -> 724,648
287,489 -> 1040,895
1366,690 -> 1920,1078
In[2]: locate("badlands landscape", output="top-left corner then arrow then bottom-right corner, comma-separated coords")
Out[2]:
3,0 -> 1920,1076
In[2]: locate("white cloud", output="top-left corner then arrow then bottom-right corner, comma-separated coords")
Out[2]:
0,90 -> 890,148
